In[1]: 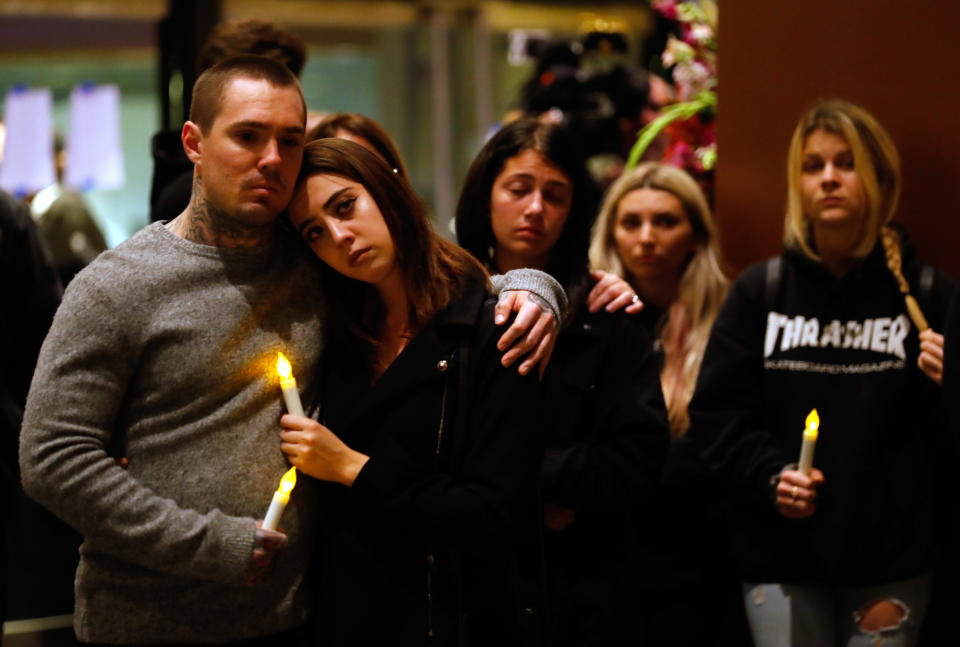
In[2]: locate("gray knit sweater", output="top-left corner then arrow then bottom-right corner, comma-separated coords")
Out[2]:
19,222 -> 565,643
20,223 -> 327,643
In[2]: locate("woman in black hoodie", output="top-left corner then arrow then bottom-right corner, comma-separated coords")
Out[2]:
688,100 -> 954,647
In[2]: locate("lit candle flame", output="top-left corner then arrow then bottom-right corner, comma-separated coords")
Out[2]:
805,409 -> 819,439
276,353 -> 292,380
278,466 -> 297,495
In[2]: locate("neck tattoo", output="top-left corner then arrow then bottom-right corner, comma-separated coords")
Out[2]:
168,175 -> 273,248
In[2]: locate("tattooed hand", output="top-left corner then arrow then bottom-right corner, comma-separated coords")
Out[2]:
494,290 -> 558,379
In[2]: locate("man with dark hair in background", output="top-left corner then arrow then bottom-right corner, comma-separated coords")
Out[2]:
197,17 -> 307,77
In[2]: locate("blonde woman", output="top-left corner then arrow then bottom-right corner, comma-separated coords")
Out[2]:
688,100 -> 953,646
590,161 -> 728,435
590,162 -> 736,645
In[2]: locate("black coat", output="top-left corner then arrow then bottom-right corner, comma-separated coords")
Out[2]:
314,276 -> 544,646
538,303 -> 669,643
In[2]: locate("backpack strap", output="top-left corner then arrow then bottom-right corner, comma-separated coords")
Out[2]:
918,263 -> 935,304
764,256 -> 782,311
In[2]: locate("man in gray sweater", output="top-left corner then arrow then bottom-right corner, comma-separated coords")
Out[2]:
19,56 -> 563,645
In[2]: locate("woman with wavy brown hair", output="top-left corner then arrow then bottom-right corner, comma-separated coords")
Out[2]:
279,138 -> 547,646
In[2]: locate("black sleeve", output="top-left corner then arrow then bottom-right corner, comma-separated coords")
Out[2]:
350,301 -> 544,548
0,189 -> 62,497
687,263 -> 788,508
0,191 -> 63,408
931,267 -> 960,458
539,314 -> 669,510
0,192 -> 76,622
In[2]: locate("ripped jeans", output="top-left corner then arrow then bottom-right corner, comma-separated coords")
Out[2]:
742,572 -> 931,647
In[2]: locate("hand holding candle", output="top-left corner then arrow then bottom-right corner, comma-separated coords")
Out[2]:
262,466 -> 297,531
246,524 -> 288,587
775,409 -> 824,519
277,352 -> 304,417
798,409 -> 819,475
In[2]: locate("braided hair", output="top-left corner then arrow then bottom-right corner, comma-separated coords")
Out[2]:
880,226 -> 929,333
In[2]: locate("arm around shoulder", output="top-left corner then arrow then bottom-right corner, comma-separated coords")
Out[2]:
492,268 -> 567,322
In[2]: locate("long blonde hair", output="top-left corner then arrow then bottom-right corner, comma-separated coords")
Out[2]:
590,163 -> 728,436
784,99 -> 900,261
784,100 -> 930,333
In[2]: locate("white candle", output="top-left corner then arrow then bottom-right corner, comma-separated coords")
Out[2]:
798,409 -> 819,475
262,466 -> 297,531
276,353 -> 304,417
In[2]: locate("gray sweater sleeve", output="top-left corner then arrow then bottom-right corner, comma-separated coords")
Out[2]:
491,268 -> 568,322
19,279 -> 254,587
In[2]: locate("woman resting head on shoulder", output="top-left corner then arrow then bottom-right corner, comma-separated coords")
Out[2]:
280,137 -> 549,644
287,138 -> 486,381
590,162 -> 728,435
308,114 -> 564,374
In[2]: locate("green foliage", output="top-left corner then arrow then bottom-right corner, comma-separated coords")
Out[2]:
625,90 -> 716,170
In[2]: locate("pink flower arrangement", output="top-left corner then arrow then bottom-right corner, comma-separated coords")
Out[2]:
652,0 -> 678,20
627,0 -> 718,201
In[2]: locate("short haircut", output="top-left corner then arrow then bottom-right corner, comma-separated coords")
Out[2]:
784,99 -> 901,261
197,18 -> 307,77
308,113 -> 409,179
454,117 -> 597,290
189,55 -> 305,134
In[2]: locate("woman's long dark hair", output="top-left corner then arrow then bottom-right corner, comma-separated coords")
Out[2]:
454,117 -> 597,297
297,138 -> 487,366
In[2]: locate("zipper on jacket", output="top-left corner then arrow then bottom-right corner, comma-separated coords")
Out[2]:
435,376 -> 448,456
426,552 -> 437,638
427,371 -> 449,639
